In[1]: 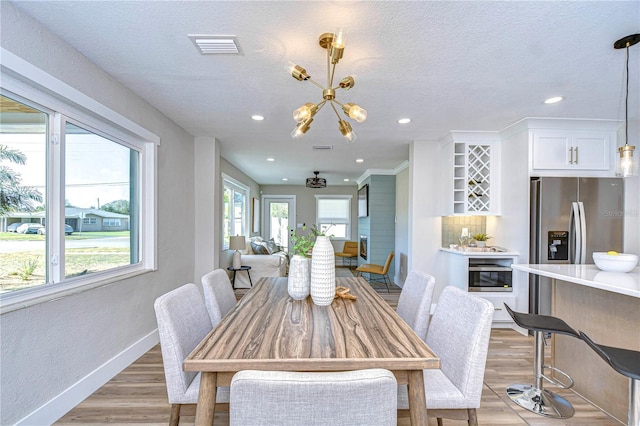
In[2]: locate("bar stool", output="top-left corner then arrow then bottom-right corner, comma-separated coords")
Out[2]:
580,331 -> 640,426
504,304 -> 580,418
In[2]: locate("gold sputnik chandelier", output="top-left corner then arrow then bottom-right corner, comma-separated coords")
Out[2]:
287,30 -> 367,143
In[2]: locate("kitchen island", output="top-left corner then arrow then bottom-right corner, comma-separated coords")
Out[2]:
511,264 -> 639,423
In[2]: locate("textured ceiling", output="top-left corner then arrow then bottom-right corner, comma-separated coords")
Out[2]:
8,1 -> 640,186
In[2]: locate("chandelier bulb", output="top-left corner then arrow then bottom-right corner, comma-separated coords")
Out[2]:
286,61 -> 310,81
291,117 -> 313,139
339,76 -> 355,90
343,103 -> 367,123
330,29 -> 345,64
293,102 -> 318,122
338,119 -> 357,143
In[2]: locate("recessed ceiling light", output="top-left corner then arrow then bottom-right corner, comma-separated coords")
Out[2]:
544,96 -> 564,104
398,118 -> 411,124
343,178 -> 350,182
267,158 -> 275,162
282,178 -> 288,181
356,158 -> 364,163
251,115 -> 265,121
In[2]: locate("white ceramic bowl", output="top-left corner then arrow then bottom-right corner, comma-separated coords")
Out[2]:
592,252 -> 639,273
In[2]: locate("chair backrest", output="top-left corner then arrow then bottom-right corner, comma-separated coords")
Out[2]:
154,283 -> 212,404
396,271 -> 436,341
230,369 -> 397,426
342,241 -> 358,255
426,286 -> 494,407
201,269 -> 237,327
381,251 -> 395,274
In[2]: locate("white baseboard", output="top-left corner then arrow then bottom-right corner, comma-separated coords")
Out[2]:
16,329 -> 159,426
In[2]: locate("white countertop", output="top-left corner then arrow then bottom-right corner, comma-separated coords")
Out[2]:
511,264 -> 640,298
440,248 -> 520,256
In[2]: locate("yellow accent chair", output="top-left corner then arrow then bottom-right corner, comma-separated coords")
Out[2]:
356,251 -> 394,292
335,241 -> 358,268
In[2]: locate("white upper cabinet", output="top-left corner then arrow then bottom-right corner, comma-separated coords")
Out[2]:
531,129 -> 612,171
442,132 -> 501,215
524,119 -> 620,177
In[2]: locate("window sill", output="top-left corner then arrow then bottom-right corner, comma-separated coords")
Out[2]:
0,266 -> 154,314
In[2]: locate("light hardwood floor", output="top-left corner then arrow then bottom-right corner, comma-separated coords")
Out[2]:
57,272 -> 621,425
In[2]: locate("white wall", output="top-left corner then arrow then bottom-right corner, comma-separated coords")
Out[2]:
408,140 -> 448,299
1,3 -> 197,424
395,166 -> 409,286
194,137 -> 221,281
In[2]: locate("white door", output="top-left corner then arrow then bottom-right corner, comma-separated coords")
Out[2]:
262,196 -> 296,252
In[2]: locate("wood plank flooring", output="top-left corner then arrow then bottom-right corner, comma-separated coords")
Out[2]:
57,270 -> 621,425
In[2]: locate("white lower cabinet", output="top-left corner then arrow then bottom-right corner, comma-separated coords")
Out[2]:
478,294 -> 516,322
441,249 -> 523,329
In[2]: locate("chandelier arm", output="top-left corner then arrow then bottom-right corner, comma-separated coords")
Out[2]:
329,63 -> 337,87
332,99 -> 344,107
329,101 -> 343,120
326,47 -> 331,87
307,78 -> 325,90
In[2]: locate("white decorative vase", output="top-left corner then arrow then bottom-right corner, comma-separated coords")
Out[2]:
476,241 -> 486,248
288,255 -> 310,300
310,236 -> 336,306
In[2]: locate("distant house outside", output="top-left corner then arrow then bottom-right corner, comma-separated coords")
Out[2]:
1,207 -> 129,232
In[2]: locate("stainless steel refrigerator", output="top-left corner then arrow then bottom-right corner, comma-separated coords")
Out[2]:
529,177 -> 624,314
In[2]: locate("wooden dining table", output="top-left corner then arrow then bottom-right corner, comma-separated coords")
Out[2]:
184,276 -> 439,425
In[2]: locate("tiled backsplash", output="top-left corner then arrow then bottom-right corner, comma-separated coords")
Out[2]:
442,216 -> 486,247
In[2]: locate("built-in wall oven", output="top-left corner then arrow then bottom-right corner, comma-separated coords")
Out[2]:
468,259 -> 513,292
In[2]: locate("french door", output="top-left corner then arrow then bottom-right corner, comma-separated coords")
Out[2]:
262,196 -> 296,253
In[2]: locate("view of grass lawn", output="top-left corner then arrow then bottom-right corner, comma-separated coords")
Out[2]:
0,230 -> 130,241
0,232 -> 131,293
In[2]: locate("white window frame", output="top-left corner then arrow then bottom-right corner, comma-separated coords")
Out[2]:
315,195 -> 352,241
0,48 -> 158,312
222,174 -> 249,250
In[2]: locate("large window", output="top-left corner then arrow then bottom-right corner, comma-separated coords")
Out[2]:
0,64 -> 156,304
316,195 -> 352,239
222,175 -> 248,249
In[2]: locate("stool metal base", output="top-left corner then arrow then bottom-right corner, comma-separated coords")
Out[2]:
507,384 -> 575,419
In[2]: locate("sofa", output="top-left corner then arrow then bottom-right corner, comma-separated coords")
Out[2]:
226,236 -> 287,289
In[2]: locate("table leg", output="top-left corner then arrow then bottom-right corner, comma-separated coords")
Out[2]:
247,270 -> 252,287
231,271 -> 237,289
195,372 -> 217,426
407,370 -> 428,426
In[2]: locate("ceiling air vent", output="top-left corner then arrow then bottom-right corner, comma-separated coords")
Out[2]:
188,35 -> 240,55
312,145 -> 334,151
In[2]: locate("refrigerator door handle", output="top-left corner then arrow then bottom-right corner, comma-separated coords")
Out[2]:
578,201 -> 587,264
571,202 -> 581,264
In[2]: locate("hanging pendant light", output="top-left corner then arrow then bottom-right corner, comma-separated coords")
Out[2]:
287,30 -> 367,143
614,33 -> 640,177
306,171 -> 327,188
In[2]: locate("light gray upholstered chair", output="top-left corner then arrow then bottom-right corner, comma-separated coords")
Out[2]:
201,269 -> 237,327
154,283 -> 230,426
398,286 -> 494,426
229,369 -> 397,426
396,270 -> 436,342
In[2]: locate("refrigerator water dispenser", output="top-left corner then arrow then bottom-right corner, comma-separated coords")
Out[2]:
548,231 -> 568,261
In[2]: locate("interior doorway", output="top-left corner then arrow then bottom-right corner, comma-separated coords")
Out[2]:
262,195 -> 296,252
